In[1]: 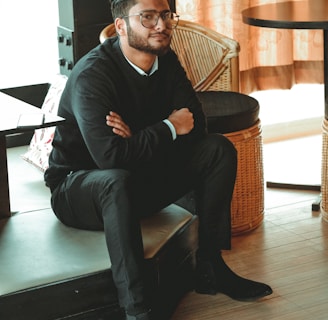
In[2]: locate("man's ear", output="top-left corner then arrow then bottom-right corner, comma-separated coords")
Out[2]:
115,18 -> 126,36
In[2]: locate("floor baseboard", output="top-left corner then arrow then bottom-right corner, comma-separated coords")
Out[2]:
262,116 -> 323,143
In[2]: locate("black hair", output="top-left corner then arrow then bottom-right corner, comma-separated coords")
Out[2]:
110,0 -> 138,20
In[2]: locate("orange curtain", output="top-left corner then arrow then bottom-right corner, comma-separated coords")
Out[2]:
176,0 -> 324,94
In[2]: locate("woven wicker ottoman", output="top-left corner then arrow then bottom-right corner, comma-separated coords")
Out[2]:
321,118 -> 328,221
198,91 -> 264,235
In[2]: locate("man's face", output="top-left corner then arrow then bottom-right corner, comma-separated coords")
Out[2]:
125,0 -> 173,56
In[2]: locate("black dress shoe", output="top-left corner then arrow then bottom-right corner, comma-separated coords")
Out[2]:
195,257 -> 273,301
216,277 -> 273,301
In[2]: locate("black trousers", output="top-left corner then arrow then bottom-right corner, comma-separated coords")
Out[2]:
50,133 -> 237,313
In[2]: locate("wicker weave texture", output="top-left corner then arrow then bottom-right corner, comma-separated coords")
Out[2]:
170,20 -> 240,92
224,120 -> 265,235
321,119 -> 328,222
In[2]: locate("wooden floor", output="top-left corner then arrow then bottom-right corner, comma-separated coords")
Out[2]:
171,189 -> 328,320
171,135 -> 328,320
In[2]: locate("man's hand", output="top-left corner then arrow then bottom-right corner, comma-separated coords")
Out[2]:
106,111 -> 132,138
168,108 -> 194,135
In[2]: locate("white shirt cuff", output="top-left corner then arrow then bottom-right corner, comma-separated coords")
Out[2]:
163,119 -> 177,140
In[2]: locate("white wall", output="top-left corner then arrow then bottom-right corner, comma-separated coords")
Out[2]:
0,0 -> 59,88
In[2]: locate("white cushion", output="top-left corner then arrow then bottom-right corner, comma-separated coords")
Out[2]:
21,74 -> 67,172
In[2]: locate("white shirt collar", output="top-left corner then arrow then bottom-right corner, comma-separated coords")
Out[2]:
124,55 -> 158,76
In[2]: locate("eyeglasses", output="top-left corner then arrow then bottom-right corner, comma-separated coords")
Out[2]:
123,10 -> 180,29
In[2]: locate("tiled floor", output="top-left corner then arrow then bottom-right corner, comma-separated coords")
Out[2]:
172,180 -> 327,320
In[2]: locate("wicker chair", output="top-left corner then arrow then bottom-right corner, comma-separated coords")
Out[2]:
99,21 -> 264,235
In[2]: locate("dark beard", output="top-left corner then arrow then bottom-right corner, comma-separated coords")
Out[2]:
127,25 -> 171,56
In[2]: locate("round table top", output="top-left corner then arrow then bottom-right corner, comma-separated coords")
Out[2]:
242,1 -> 328,30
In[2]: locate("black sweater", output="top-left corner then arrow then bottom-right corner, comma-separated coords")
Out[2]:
45,36 -> 206,191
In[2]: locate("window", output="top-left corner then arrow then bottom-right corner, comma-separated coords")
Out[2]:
0,0 -> 59,88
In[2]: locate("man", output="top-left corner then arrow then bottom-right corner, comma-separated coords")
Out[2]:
45,0 -> 272,319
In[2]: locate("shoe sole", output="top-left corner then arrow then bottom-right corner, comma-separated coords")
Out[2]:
221,288 -> 273,302
195,288 -> 273,301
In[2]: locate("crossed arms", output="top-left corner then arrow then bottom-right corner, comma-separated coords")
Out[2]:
106,108 -> 194,138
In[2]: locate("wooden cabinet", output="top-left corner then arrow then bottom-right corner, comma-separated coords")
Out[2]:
57,0 -> 113,76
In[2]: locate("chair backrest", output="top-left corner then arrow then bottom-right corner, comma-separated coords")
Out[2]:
99,20 -> 240,92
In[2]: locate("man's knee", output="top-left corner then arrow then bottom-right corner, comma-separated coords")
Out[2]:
190,134 -> 237,177
96,169 -> 131,193
205,134 -> 237,161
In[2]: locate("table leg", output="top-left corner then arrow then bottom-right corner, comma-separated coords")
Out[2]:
0,136 -> 11,218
